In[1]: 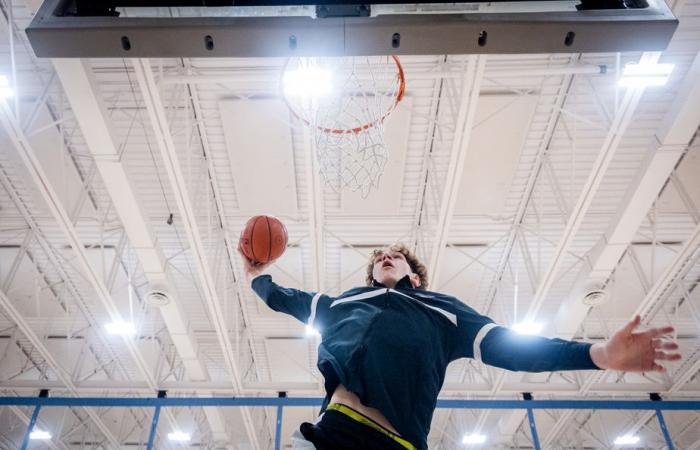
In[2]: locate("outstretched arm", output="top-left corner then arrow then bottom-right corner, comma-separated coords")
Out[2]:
589,315 -> 681,372
477,316 -> 681,373
478,326 -> 600,372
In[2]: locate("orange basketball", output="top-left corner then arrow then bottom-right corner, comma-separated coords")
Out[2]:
239,215 -> 288,264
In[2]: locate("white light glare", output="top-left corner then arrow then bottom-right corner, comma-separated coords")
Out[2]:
104,321 -> 136,336
619,63 -> 674,87
305,324 -> 321,337
283,67 -> 333,97
30,430 -> 52,440
462,433 -> 487,445
614,434 -> 640,445
0,75 -> 14,99
512,322 -> 543,335
168,432 -> 191,442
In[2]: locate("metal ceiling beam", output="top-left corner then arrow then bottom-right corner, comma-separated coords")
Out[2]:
302,120 -> 325,292
540,50 -> 700,448
0,288 -> 120,448
51,58 -> 231,445
434,63 -> 577,449
610,353 -> 700,449
0,161 -> 177,446
7,405 -> 69,450
427,55 -> 485,287
26,0 -> 678,57
0,166 -> 138,386
447,73 -> 577,447
543,222 -> 700,447
553,49 -> 700,339
160,63 -> 606,85
0,98 -> 187,447
130,58 -> 261,450
524,51 -> 660,324
474,51 -> 660,445
179,56 -> 272,443
0,101 -> 158,386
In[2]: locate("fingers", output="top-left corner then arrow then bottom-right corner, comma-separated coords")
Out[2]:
654,351 -> 683,362
641,326 -> 675,339
652,339 -> 679,351
622,315 -> 641,334
650,363 -> 666,372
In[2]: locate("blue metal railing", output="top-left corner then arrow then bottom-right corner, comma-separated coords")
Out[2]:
6,394 -> 697,449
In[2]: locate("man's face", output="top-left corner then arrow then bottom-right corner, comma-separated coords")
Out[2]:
371,249 -> 421,289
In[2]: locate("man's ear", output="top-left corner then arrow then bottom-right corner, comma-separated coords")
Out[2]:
409,273 -> 421,289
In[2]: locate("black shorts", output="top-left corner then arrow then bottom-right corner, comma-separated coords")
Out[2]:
299,403 -> 417,450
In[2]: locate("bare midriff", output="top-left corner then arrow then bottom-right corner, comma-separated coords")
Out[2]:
329,384 -> 401,435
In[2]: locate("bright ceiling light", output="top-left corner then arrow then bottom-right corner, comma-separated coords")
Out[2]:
283,67 -> 333,98
30,429 -> 52,440
512,321 -> 543,335
0,75 -> 14,99
105,321 -> 136,336
305,324 -> 320,337
168,431 -> 191,442
614,434 -> 640,445
462,433 -> 487,445
619,63 -> 674,87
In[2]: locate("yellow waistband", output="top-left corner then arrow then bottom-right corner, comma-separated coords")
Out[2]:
326,403 -> 417,450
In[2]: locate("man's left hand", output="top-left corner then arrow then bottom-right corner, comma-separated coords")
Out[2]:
590,315 -> 682,372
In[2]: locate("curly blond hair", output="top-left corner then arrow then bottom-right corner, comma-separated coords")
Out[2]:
365,243 -> 429,290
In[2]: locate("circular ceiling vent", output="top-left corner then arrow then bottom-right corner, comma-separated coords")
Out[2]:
145,290 -> 171,307
582,289 -> 609,307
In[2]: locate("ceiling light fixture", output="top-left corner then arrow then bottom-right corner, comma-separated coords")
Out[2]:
462,433 -> 487,445
30,430 -> 52,440
614,434 -> 640,445
0,75 -> 15,99
619,62 -> 674,87
105,321 -> 136,336
283,67 -> 333,98
168,432 -> 191,442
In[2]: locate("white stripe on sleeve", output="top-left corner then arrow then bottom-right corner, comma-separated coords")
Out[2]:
308,293 -> 322,328
473,323 -> 499,362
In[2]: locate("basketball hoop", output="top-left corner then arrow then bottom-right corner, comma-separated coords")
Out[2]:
282,56 -> 405,197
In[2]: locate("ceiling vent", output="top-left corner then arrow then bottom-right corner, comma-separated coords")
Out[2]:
582,287 -> 609,307
146,289 -> 171,307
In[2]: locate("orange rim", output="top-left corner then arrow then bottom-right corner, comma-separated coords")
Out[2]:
282,55 -> 406,135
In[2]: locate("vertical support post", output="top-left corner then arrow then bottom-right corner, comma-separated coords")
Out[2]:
523,393 -> 542,450
275,392 -> 286,450
20,390 -> 49,450
651,393 -> 676,450
146,390 -> 167,450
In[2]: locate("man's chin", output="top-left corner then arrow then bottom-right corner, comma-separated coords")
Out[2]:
376,275 -> 397,286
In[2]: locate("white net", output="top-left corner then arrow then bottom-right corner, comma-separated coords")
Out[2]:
283,56 -> 404,197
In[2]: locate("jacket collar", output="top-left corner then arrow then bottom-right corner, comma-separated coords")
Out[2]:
372,274 -> 414,290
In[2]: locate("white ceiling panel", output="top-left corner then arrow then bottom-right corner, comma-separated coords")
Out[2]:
220,99 -> 299,216
264,337 -> 315,383
339,246 -> 372,294
455,94 -> 538,216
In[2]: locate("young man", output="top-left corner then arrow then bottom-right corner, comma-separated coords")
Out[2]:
240,243 -> 681,450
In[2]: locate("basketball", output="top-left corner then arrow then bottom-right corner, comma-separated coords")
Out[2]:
239,215 -> 288,264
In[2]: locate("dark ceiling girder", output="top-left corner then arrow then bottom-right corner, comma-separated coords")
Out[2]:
27,0 -> 678,57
